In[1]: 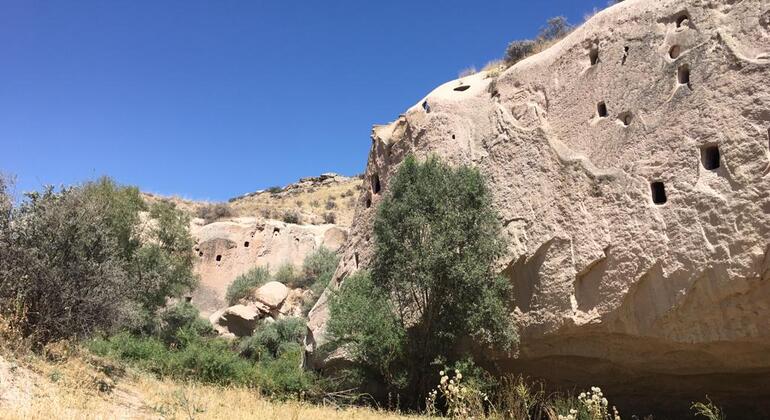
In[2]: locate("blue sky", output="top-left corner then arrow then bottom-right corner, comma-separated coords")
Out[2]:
0,0 -> 607,201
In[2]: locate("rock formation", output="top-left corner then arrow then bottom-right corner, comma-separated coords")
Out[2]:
309,0 -> 770,415
191,217 -> 346,315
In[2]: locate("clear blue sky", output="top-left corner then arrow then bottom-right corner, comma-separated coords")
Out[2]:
0,0 -> 607,201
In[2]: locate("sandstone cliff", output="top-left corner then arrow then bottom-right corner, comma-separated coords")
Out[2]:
309,0 -> 770,415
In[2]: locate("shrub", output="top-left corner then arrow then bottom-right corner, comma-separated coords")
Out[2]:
301,247 -> 339,294
256,344 -> 318,398
157,302 -> 214,344
226,266 -> 270,305
0,182 -> 130,344
692,397 -> 726,420
323,212 -> 336,224
195,203 -> 233,224
327,271 -> 405,386
325,199 -> 336,210
267,186 -> 283,194
273,263 -> 300,286
91,332 -> 257,386
503,16 -> 573,67
238,316 -> 306,361
282,210 -> 301,224
504,40 -> 535,65
327,155 -> 515,407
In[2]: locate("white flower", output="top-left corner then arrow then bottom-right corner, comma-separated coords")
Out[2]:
440,370 -> 445,376
602,397 -> 608,406
456,372 -> 463,380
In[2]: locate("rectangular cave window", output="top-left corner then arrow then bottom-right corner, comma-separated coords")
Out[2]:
678,64 -> 690,87
371,173 -> 381,194
216,254 -> 222,262
243,241 -> 250,248
700,144 -> 720,170
650,181 -> 667,205
589,47 -> 599,65
597,101 -> 608,118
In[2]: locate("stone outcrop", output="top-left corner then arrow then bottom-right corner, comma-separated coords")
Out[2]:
254,281 -> 289,308
309,0 -> 770,416
191,217 -> 346,315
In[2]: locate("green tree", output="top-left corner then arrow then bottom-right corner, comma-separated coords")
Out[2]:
328,155 -> 516,406
0,177 -> 198,344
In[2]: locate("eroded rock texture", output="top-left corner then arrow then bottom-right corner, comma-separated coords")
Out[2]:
191,217 -> 346,315
310,0 -> 770,416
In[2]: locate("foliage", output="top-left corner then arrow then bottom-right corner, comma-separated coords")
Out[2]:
88,332 -> 256,386
282,210 -> 302,224
0,177 -> 198,345
273,263 -> 300,286
238,317 -> 306,361
195,203 -> 233,224
89,317 -> 317,398
156,302 -> 214,345
327,156 -> 515,407
691,397 -> 726,420
323,211 -> 336,224
504,16 -> 573,67
267,186 -> 283,194
327,271 -> 406,388
226,266 -> 270,305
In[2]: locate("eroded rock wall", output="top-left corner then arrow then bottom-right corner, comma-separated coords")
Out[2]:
309,0 -> 770,415
191,217 -> 346,315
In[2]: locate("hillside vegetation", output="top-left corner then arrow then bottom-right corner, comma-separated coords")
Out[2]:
143,174 -> 362,227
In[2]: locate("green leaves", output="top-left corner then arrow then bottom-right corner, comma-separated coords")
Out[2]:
328,155 -> 517,406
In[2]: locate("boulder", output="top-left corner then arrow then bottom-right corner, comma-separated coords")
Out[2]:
216,304 -> 260,337
254,281 -> 289,308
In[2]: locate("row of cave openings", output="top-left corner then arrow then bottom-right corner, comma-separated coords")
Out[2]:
197,227 -> 285,264
590,12 -> 692,129
590,11 -> 720,206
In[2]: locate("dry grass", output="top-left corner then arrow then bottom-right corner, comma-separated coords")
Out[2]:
0,346 -> 423,420
142,177 -> 362,228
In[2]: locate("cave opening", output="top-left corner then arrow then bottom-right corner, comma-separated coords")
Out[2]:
372,173 -> 381,194
589,47 -> 599,65
597,101 -> 608,118
216,254 -> 222,262
701,144 -> 720,170
678,64 -> 690,88
651,182 -> 667,205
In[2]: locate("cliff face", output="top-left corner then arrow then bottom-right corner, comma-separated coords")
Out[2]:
309,0 -> 770,414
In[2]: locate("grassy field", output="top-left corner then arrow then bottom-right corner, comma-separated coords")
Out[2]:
0,348 -> 420,420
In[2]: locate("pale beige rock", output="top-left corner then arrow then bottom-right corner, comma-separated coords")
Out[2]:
190,217 -> 347,315
309,0 -> 770,413
254,281 -> 289,308
216,304 -> 261,337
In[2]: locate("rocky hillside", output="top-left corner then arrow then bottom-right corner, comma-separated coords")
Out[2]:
309,0 -> 770,416
142,173 -> 359,315
143,173 -> 362,228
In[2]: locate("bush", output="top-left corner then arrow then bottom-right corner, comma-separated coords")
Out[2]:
273,263 -> 300,287
195,203 -> 233,224
282,210 -> 301,224
327,155 -> 515,407
226,266 -> 270,305
323,212 -> 336,224
325,199 -> 336,210
157,302 -> 214,344
88,332 -> 257,386
301,247 -> 339,294
256,344 -> 318,398
267,186 -> 283,194
238,316 -> 306,361
0,181 -> 130,344
503,16 -> 573,67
